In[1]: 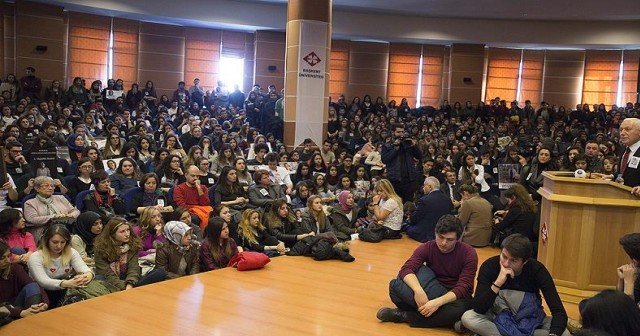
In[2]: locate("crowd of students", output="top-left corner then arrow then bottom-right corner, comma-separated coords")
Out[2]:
1,67 -> 640,334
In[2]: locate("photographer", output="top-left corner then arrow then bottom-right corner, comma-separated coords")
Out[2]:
381,123 -> 423,203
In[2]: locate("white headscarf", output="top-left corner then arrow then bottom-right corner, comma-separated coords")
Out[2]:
163,221 -> 193,252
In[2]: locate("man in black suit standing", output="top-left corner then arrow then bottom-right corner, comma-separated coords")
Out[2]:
594,118 -> 640,196
406,177 -> 453,242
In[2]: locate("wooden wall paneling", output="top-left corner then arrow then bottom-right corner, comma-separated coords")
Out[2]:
113,18 -> 139,88
519,49 -> 545,106
243,32 -> 255,94
254,30 -> 285,91
185,27 -> 221,91
449,43 -> 485,104
484,47 -> 521,103
329,39 -> 349,101
542,50 -> 585,108
3,3 -> 16,75
348,41 -> 389,100
138,22 -> 185,98
16,1 -> 65,90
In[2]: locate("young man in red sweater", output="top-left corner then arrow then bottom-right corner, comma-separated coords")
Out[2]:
377,214 -> 478,329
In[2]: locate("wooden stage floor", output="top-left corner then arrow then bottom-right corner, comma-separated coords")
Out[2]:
2,236 -> 578,335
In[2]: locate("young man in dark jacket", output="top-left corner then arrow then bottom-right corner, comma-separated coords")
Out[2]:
461,234 -> 569,336
381,123 -> 422,203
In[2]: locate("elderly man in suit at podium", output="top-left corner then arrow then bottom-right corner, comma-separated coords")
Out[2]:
593,118 -> 640,196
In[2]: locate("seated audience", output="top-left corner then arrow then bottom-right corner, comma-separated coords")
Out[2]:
406,177 -> 452,242
70,211 -> 102,268
133,207 -> 166,257
66,158 -> 93,200
131,173 -> 173,215
94,217 -> 167,291
301,195 -> 338,239
0,209 -> 35,265
199,217 -> 242,271
579,289 -> 640,336
155,221 -> 199,279
377,215 -> 477,329
24,176 -> 80,242
173,165 -> 212,229
109,158 -> 143,196
492,184 -> 537,245
214,166 -> 250,213
264,199 -> 314,248
327,190 -> 360,240
461,234 -> 569,336
27,224 -> 96,307
84,170 -> 126,222
615,232 -> 640,304
237,209 -> 285,257
370,179 -> 404,239
248,169 -> 288,209
0,241 -> 49,319
457,184 -> 493,247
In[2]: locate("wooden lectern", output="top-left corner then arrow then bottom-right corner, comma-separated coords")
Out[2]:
537,171 -> 640,304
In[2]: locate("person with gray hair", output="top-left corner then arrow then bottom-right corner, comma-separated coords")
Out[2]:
594,118 -> 640,196
405,176 -> 453,242
23,176 -> 80,242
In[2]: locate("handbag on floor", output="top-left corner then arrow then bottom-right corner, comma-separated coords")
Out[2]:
227,251 -> 271,271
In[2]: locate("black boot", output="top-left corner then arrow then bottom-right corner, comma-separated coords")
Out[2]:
376,307 -> 407,323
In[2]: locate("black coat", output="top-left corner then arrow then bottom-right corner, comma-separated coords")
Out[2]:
619,146 -> 640,187
406,190 -> 453,242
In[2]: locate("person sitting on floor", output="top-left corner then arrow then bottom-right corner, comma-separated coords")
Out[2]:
457,184 -> 493,247
0,209 -> 35,266
460,233 -> 570,336
377,214 -> 477,329
93,217 -> 167,292
0,241 -> 48,320
237,209 -> 285,257
578,289 -> 640,336
405,176 -> 452,243
199,217 -> 242,271
27,224 -> 95,307
155,221 -> 199,279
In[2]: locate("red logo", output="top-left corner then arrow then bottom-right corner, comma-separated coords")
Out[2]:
541,222 -> 548,245
303,52 -> 322,67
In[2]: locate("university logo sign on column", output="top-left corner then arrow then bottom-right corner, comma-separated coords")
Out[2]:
294,20 -> 329,147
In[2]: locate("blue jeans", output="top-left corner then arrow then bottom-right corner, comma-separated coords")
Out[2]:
14,282 -> 42,308
389,265 -> 469,328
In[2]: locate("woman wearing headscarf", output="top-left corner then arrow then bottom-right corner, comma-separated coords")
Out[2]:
155,221 -> 199,279
66,133 -> 86,162
70,211 -> 102,268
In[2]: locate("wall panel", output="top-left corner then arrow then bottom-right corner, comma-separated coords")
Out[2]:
387,43 -> 420,107
449,43 -> 485,104
254,30 -> 285,91
347,41 -> 388,100
113,18 -> 139,87
542,50 -> 585,108
138,22 -> 185,98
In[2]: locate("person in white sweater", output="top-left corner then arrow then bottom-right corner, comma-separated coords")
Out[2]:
28,224 -> 94,307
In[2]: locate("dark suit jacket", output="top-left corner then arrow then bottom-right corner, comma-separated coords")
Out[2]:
440,182 -> 462,201
407,190 -> 453,243
620,146 -> 640,187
